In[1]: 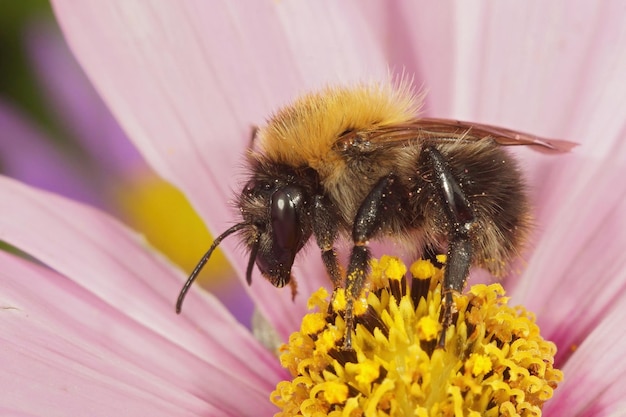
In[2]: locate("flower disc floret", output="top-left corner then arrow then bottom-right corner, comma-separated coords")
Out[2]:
271,256 -> 562,416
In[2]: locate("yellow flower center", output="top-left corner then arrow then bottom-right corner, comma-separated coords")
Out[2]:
271,256 -> 562,417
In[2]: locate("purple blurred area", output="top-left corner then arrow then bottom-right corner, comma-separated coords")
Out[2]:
0,99 -> 105,207
25,20 -> 145,177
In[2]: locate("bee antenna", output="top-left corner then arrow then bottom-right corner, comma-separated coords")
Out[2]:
176,222 -> 247,314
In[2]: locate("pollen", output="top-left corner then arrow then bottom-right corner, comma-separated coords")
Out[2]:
271,256 -> 563,416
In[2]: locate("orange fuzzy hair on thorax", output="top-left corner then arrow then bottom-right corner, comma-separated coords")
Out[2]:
256,81 -> 421,169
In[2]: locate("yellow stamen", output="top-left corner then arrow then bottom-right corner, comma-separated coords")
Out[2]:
410,258 -> 437,280
271,256 -> 563,416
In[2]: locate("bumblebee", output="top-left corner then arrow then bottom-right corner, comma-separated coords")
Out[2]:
176,82 -> 575,348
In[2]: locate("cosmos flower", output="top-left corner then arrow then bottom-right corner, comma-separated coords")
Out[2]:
1,1 -> 625,415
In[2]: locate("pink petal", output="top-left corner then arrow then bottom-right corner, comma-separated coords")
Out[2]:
509,157 -> 626,356
0,177 -> 284,396
2,252 -> 265,416
447,3 -> 626,155
51,0 -> 389,338
359,2 -> 457,114
543,295 -> 626,416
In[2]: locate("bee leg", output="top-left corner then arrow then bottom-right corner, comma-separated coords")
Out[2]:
344,174 -> 398,349
425,147 -> 475,348
312,195 -> 342,314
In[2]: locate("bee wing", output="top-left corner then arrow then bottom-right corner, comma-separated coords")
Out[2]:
362,118 -> 578,154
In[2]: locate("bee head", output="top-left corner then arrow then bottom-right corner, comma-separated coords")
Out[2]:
240,179 -> 313,288
175,166 -> 315,314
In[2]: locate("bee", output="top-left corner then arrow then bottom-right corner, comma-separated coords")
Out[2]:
175,82 -> 575,349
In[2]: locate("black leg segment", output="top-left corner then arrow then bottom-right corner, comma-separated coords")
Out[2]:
343,174 -> 398,349
312,194 -> 342,289
425,146 -> 476,347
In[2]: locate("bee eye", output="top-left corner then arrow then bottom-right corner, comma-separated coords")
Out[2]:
270,186 -> 303,252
